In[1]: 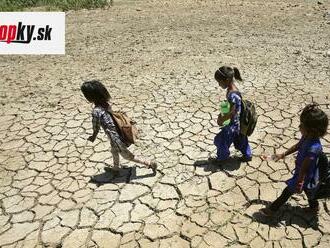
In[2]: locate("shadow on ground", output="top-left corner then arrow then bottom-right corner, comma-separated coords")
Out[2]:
89,166 -> 156,186
193,156 -> 242,172
249,200 -> 319,230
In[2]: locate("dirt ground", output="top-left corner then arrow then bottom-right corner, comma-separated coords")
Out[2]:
1,0 -> 330,247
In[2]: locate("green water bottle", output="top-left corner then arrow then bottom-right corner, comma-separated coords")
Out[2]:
220,100 -> 230,126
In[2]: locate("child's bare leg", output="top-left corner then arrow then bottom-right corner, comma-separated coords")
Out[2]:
132,156 -> 157,171
120,149 -> 157,170
269,187 -> 293,211
132,156 -> 153,166
110,146 -> 120,171
306,190 -> 319,213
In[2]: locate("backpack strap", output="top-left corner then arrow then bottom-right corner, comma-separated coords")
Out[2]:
104,108 -> 123,137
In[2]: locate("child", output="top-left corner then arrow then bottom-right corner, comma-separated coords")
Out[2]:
81,80 -> 157,175
211,66 -> 252,163
260,104 -> 329,216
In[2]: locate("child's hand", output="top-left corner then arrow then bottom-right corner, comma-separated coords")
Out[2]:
87,135 -> 96,142
217,114 -> 225,126
273,153 -> 285,162
260,154 -> 270,161
260,153 -> 284,161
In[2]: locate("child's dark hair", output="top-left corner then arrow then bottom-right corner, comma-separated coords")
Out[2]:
300,104 -> 328,138
215,66 -> 242,82
81,80 -> 110,104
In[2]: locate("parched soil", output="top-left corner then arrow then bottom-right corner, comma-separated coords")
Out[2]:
0,0 -> 330,247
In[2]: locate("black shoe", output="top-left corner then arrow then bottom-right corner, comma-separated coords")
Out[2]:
240,156 -> 252,162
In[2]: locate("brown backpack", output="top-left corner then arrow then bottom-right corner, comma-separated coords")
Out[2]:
109,111 -> 139,146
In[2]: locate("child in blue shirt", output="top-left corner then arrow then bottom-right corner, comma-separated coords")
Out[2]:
211,66 -> 252,163
260,104 -> 329,216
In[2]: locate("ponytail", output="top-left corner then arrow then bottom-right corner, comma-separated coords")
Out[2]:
233,67 -> 242,81
215,66 -> 243,82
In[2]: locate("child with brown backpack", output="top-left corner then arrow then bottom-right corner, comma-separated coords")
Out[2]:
81,80 -> 157,176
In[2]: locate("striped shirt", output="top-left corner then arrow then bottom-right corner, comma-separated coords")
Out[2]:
91,106 -> 126,149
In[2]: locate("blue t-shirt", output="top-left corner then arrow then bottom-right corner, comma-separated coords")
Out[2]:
286,137 -> 322,191
227,91 -> 242,132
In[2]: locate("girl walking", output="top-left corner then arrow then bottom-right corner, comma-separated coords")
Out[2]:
81,80 -> 157,176
212,66 -> 252,163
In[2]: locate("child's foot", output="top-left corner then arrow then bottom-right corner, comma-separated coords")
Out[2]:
149,161 -> 158,173
259,207 -> 275,217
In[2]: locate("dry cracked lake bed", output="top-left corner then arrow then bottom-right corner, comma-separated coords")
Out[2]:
1,0 -> 330,247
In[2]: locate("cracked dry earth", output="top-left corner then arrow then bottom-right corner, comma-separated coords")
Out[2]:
1,0 -> 330,247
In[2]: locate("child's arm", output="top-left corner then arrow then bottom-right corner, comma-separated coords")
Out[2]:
88,113 -> 100,142
273,141 -> 300,161
283,142 -> 300,156
296,157 -> 313,193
